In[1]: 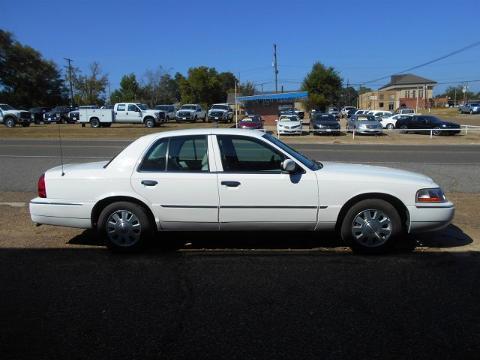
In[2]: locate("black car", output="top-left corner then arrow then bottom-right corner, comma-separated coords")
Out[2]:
29,107 -> 50,124
43,106 -> 73,124
346,108 -> 357,118
395,115 -> 461,135
310,113 -> 341,134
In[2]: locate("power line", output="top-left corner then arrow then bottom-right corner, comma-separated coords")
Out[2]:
361,40 -> 480,85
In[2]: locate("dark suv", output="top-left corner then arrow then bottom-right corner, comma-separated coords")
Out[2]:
29,107 -> 50,124
43,106 -> 72,124
310,113 -> 340,134
395,115 -> 461,135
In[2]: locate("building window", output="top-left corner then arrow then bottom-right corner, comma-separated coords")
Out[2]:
412,90 -> 416,98
379,102 -> 384,108
419,89 -> 424,98
389,103 -> 394,110
405,91 -> 410,98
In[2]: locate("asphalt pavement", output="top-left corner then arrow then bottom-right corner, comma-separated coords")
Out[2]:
1,139 -> 479,192
1,246 -> 480,360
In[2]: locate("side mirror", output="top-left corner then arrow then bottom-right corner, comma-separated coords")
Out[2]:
281,159 -> 296,173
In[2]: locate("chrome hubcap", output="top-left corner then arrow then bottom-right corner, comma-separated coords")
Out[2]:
106,210 -> 141,247
351,209 -> 392,247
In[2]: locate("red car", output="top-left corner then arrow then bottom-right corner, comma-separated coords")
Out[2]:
237,115 -> 264,129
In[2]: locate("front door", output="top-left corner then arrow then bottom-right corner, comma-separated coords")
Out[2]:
214,135 -> 318,231
131,135 -> 219,230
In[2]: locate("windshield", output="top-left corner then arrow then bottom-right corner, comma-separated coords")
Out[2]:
0,104 -> 15,111
263,133 -> 320,171
136,104 -> 148,110
313,115 -> 335,122
212,105 -> 229,110
181,105 -> 197,110
279,116 -> 298,122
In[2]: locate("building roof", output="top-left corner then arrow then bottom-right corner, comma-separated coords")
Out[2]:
237,91 -> 308,102
379,74 -> 437,90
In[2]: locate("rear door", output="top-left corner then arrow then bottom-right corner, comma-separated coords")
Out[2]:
214,134 -> 318,231
131,134 -> 219,230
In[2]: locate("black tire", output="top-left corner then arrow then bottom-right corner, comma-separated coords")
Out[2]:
22,122 -> 30,127
90,118 -> 100,128
4,117 -> 16,128
98,201 -> 154,252
193,115 -> 197,123
432,127 -> 441,136
340,199 -> 403,254
400,125 -> 408,133
144,117 -> 155,128
386,123 -> 394,130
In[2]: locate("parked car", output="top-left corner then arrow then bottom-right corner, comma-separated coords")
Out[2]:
29,128 -> 454,254
278,105 -> 304,119
79,103 -> 165,128
237,115 -> 263,129
354,109 -> 369,115
207,103 -> 233,123
347,114 -> 383,135
380,114 -> 413,129
341,106 -> 356,117
395,108 -> 415,115
367,110 -> 393,119
458,103 -> 480,114
0,104 -> 32,127
327,107 -> 340,119
154,105 -> 176,121
28,107 -> 50,124
43,106 -> 72,124
346,108 -> 357,118
276,115 -> 302,135
395,115 -> 461,135
176,104 -> 206,122
310,113 -> 341,134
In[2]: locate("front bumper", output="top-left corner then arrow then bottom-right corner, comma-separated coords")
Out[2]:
278,127 -> 302,135
356,128 -> 383,134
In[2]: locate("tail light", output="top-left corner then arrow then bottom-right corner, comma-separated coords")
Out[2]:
38,173 -> 46,198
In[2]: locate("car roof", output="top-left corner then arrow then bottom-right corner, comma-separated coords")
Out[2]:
138,128 -> 266,142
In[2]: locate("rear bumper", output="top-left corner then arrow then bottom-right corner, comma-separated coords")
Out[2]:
408,203 -> 455,233
29,198 -> 93,229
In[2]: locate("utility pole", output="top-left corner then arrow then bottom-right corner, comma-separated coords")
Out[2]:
273,44 -> 279,93
64,58 -> 74,107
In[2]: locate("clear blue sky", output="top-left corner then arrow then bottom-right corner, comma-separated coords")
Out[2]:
2,0 -> 480,94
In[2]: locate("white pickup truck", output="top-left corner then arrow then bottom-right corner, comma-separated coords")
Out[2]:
175,104 -> 206,122
79,103 -> 165,128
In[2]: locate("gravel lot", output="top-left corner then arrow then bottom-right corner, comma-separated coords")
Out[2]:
1,191 -> 478,253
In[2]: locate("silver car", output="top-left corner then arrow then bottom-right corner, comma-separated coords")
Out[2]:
347,114 -> 383,134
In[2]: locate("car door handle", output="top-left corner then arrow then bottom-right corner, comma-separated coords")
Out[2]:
141,180 -> 158,186
221,181 -> 241,187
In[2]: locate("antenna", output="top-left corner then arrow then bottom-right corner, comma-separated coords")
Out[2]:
57,121 -> 65,176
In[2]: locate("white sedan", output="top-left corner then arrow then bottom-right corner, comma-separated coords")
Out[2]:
276,115 -> 303,135
381,114 -> 413,129
30,129 -> 454,253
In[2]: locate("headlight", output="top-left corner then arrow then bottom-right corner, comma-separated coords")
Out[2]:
359,124 -> 367,128
416,188 -> 447,203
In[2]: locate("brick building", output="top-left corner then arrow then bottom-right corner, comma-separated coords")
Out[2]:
236,91 -> 308,125
359,74 -> 437,111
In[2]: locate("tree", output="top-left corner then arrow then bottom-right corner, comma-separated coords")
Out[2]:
237,81 -> 255,96
339,86 -> 358,107
217,72 -> 237,100
358,86 -> 373,95
71,62 -> 108,105
0,30 -> 66,107
301,62 -> 342,111
177,66 -> 226,107
438,85 -> 476,103
110,73 -> 141,103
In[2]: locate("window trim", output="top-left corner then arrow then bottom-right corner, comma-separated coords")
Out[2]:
216,134 -> 295,174
137,135 -> 210,173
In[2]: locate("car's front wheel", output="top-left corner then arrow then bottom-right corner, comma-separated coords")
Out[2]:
340,199 -> 402,254
98,202 -> 154,252
4,117 -> 16,128
386,123 -> 394,130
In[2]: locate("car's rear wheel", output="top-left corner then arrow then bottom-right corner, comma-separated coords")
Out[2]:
340,199 -> 402,254
386,123 -> 394,130
90,118 -> 100,128
98,202 -> 153,252
432,127 -> 441,136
